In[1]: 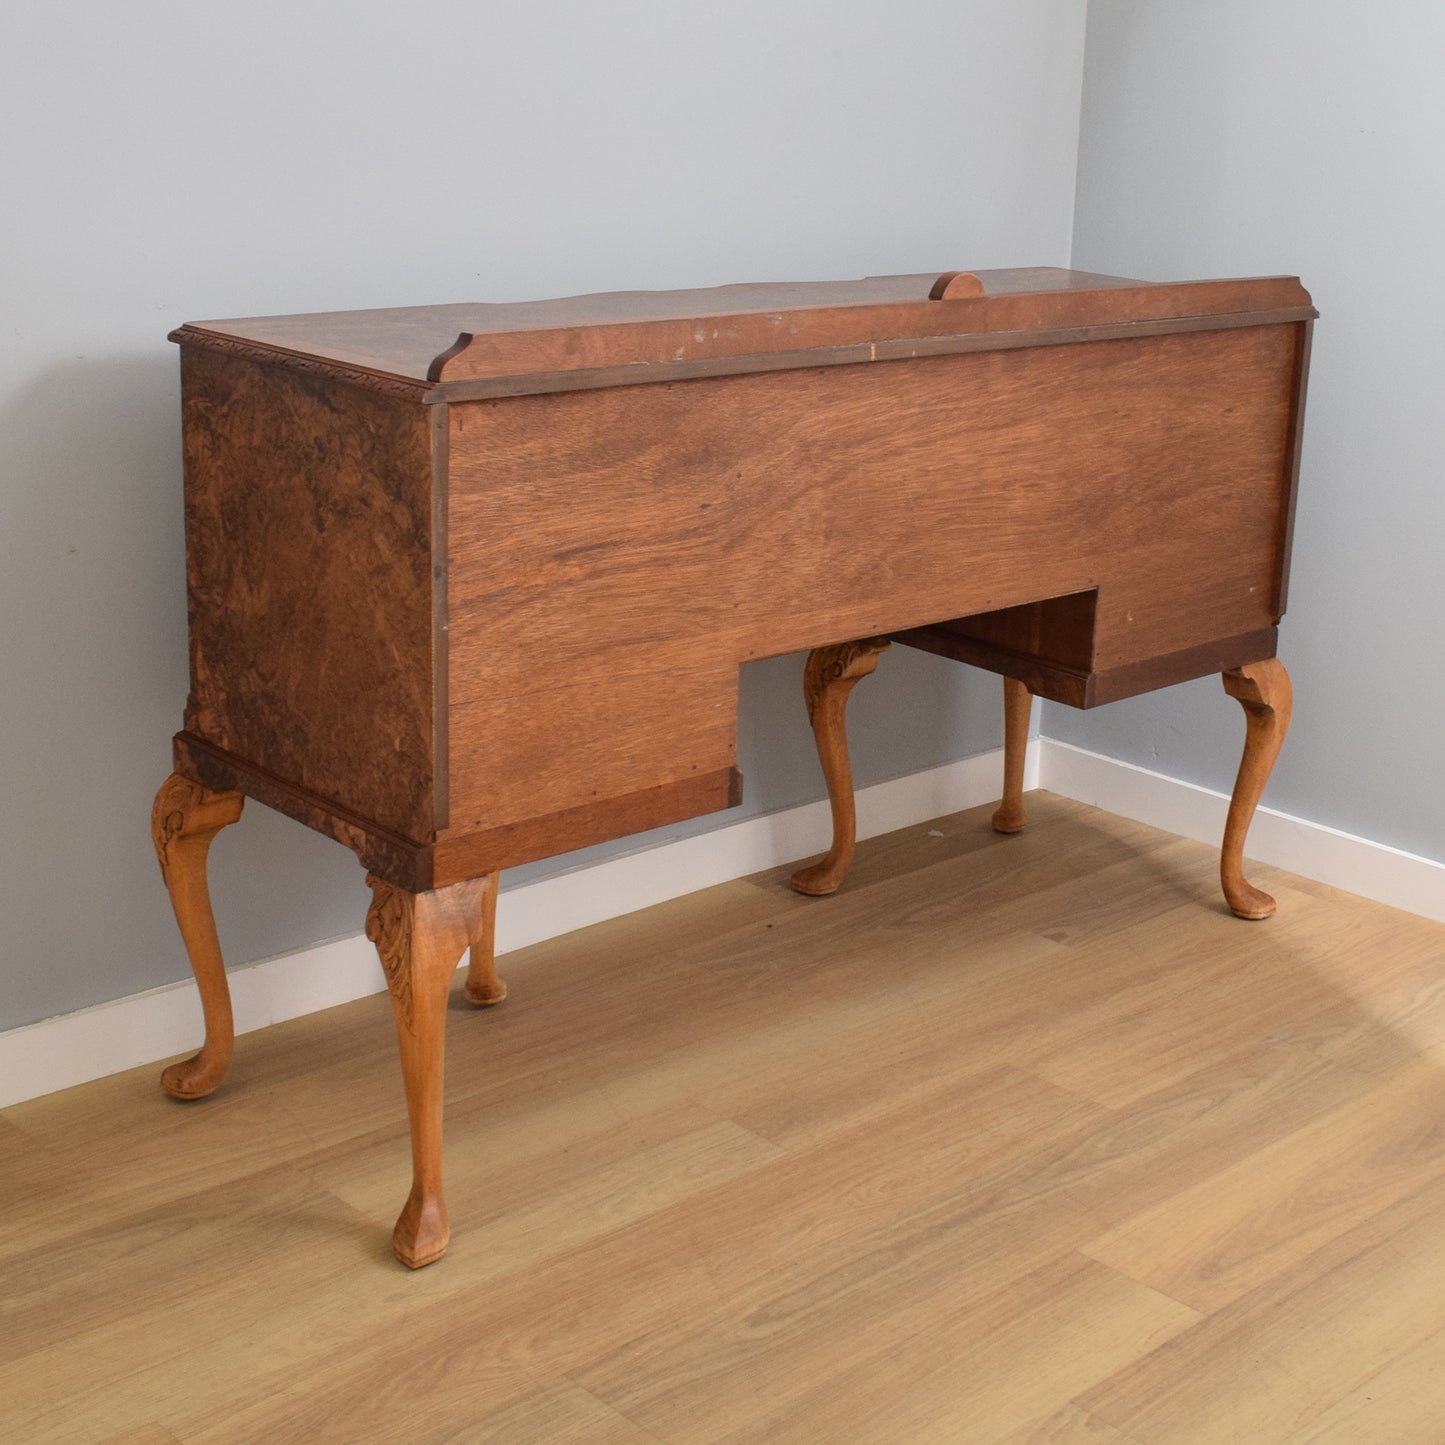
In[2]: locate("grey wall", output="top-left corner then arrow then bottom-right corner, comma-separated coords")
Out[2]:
0,1 -> 1088,1029
1055,1 -> 1445,861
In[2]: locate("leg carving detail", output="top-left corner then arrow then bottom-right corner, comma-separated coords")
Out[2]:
790,637 -> 891,897
366,873 -> 489,1268
992,677 -> 1033,834
1220,658 -> 1293,920
152,774 -> 245,1100
463,871 -> 507,1007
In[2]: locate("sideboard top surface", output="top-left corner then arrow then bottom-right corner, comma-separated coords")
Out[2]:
170,268 -> 1313,398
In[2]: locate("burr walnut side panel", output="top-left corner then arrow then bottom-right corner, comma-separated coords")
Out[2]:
179,346 -> 437,841
443,323 -> 1300,838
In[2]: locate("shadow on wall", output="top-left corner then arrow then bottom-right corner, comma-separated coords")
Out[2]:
0,353 -> 366,1030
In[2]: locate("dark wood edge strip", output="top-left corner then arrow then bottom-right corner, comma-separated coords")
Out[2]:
894,627 -> 1092,707
1274,319 -> 1313,618
432,278 -> 1310,383
429,404 -> 451,833
425,306 -> 1319,403
1087,630 -> 1280,705
173,732 -> 434,891
173,734 -> 743,891
431,767 -> 743,886
169,327 -> 434,401
425,331 -> 471,383
894,627 -> 1280,709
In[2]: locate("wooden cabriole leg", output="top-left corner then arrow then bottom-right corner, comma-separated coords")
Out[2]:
790,637 -> 891,897
151,773 -> 245,1100
463,870 -> 507,1006
991,676 -> 1033,834
1220,658 -> 1294,920
365,873 -> 489,1268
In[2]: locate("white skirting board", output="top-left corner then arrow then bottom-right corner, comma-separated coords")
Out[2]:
3,736 -> 1441,1109
0,743 -> 1035,1110
1042,741 -> 1445,927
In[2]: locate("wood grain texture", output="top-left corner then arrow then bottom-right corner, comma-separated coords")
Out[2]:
443,322 -> 1302,847
1279,1324 -> 1445,1443
173,731 -> 435,888
10,796 -> 1445,1441
1273,320 -> 1314,617
788,638 -> 891,896
462,870 -> 506,1007
173,268 -> 1308,390
898,617 -> 1281,708
1221,657 -> 1294,918
930,269 -> 988,300
179,344 -> 437,842
999,1404 -> 1144,1443
429,766 -> 743,885
918,589 -> 1098,702
365,873 -> 489,1267
150,774 -> 245,1101
427,276 -> 1310,389
1081,1056 -> 1445,1313
442,1381 -> 655,1443
424,309 -> 1317,408
173,733 -> 741,890
165,327 -> 431,400
993,677 -> 1034,833
1080,1167 -> 1445,1443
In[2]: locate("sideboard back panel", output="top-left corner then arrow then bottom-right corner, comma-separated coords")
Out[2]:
443,321 -> 1300,843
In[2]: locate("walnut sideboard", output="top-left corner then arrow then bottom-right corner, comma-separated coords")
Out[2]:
154,267 -> 1314,1266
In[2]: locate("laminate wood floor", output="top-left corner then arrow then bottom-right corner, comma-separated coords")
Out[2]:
5,792 -> 1445,1443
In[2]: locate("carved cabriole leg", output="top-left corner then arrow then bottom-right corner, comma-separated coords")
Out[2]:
790,637 -> 891,897
1220,658 -> 1294,920
152,774 -> 245,1100
366,873 -> 488,1268
463,870 -> 506,1006
991,677 -> 1033,834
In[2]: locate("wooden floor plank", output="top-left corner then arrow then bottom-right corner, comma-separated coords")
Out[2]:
4,792 -> 1443,1444
434,1380 -> 656,1444
1079,1166 -> 1445,1442
173,1064 -> 1102,1443
329,1115 -> 787,1287
998,1403 -> 1145,1443
732,1256 -> 1197,1445
1007,878 -> 1432,1107
585,1252 -> 1193,1445
1278,1321 -> 1445,1443
0,1166 -> 379,1442
565,1035 -> 1376,1442
99,1428 -> 186,1445
1082,1054 -> 1445,1312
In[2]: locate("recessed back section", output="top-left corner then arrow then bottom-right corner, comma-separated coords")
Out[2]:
896,591 -> 1101,706
443,319 -> 1305,854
